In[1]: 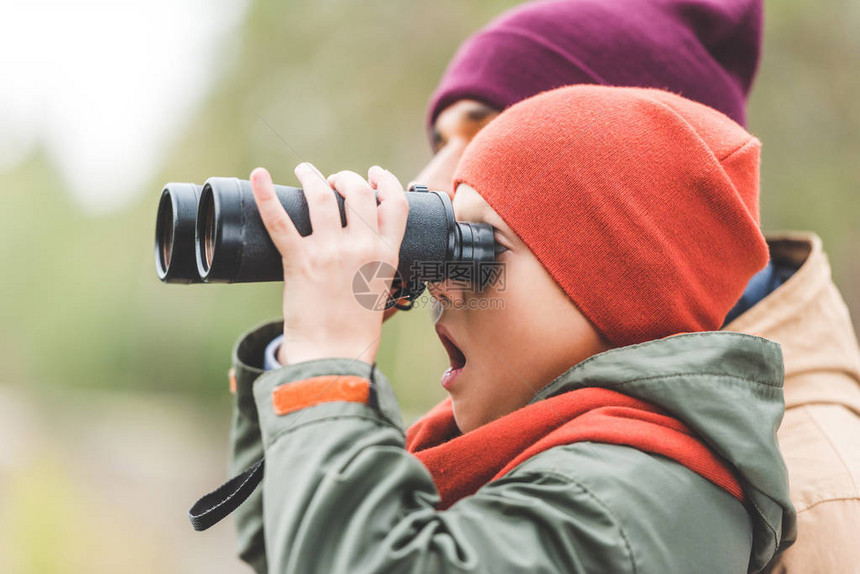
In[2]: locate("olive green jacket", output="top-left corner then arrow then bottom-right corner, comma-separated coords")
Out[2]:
228,326 -> 796,573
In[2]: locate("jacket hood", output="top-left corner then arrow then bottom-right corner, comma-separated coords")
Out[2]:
531,331 -> 796,572
725,232 -> 860,414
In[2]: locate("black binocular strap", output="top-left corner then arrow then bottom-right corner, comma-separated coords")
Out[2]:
188,457 -> 264,531
190,363 -> 381,531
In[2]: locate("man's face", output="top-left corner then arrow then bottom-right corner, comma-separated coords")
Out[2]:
428,184 -> 611,434
411,100 -> 499,196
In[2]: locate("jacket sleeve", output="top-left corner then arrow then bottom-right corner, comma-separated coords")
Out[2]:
230,320 -> 285,574
252,358 -> 754,574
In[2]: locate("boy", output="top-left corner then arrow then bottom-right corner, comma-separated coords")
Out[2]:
222,86 -> 796,572
416,2 -> 860,571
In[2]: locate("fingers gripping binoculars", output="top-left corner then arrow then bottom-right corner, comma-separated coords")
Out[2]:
154,178 -> 499,307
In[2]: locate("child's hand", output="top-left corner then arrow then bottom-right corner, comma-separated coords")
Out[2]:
249,163 -> 409,366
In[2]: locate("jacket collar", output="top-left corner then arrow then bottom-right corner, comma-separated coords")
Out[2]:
724,232 -> 860,414
531,331 -> 783,405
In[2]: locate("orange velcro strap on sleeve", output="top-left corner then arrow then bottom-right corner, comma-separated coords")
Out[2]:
229,368 -> 237,394
271,375 -> 371,416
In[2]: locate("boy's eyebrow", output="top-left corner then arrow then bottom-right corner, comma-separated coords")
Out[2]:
459,206 -> 509,237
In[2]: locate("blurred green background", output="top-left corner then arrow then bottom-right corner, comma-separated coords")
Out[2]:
0,1 -> 857,572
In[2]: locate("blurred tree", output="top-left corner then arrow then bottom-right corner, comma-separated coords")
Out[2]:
750,0 -> 860,300
0,0 -> 856,414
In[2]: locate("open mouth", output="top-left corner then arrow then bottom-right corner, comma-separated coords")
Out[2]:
435,324 -> 467,370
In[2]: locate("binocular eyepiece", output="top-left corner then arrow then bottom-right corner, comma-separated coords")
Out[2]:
155,177 -> 499,304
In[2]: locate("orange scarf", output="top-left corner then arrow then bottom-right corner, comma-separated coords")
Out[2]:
406,387 -> 744,510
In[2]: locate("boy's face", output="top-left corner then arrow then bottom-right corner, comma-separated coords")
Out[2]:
429,184 -> 611,434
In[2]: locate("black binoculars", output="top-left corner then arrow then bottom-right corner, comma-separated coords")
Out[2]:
154,178 -> 499,306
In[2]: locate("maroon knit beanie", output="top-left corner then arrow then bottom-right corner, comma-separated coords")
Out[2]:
453,85 -> 768,346
428,0 -> 762,132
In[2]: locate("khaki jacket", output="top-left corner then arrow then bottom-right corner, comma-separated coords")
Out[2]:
725,232 -> 860,573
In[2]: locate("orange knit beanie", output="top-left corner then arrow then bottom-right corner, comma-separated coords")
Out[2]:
453,85 -> 768,346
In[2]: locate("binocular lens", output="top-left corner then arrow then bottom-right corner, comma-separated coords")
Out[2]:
158,194 -> 174,270
199,190 -> 217,274
155,183 -> 204,284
